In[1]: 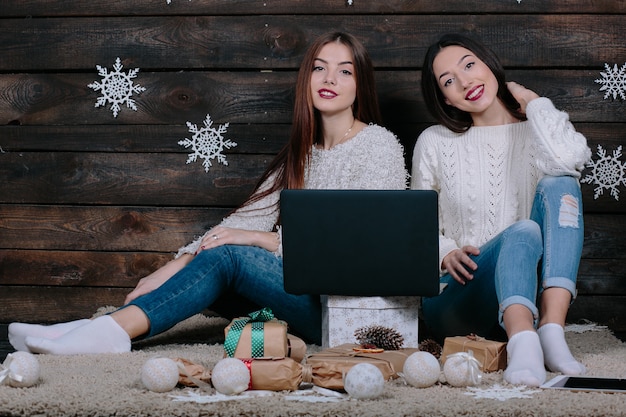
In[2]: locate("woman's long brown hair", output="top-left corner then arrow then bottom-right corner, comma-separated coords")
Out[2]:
240,31 -> 382,210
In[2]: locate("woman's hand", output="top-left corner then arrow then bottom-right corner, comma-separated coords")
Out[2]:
195,226 -> 280,254
124,227 -> 279,305
441,245 -> 480,285
506,81 -> 540,114
124,254 -> 193,305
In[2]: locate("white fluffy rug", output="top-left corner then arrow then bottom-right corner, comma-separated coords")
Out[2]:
0,313 -> 624,417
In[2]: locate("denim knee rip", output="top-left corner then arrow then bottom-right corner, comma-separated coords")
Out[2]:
558,194 -> 580,228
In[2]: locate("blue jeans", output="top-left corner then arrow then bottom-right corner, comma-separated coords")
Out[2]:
125,245 -> 322,344
422,176 -> 584,342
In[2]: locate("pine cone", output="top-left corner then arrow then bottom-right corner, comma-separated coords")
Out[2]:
418,338 -> 442,359
354,325 -> 404,350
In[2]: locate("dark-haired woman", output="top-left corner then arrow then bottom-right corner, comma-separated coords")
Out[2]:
10,32 -> 407,354
411,33 -> 591,386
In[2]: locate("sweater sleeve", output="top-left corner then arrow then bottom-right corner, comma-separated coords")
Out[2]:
175,175 -> 281,258
526,97 -> 591,178
410,128 -> 460,273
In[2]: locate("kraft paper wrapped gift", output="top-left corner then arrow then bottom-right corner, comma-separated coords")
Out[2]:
246,349 -> 420,391
321,295 -> 420,348
178,345 -> 421,392
175,358 -> 213,387
176,357 -> 303,391
242,357 -> 307,391
441,335 -> 507,372
305,343 -> 421,390
224,326 -> 307,361
223,308 -> 289,359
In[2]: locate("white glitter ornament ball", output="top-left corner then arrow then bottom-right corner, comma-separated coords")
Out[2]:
211,358 -> 250,395
443,353 -> 481,387
141,357 -> 180,392
402,351 -> 440,388
343,363 -> 385,399
3,351 -> 40,388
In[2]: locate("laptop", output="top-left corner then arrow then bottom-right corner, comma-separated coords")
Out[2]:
280,189 -> 439,296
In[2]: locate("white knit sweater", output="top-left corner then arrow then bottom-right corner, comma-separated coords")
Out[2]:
177,124 -> 408,257
410,98 -> 591,272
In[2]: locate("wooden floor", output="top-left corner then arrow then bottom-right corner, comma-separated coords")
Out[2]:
1,324 -> 624,363
1,324 -> 12,361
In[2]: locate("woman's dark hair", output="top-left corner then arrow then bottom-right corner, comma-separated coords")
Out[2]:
421,33 -> 525,133
243,32 -> 381,210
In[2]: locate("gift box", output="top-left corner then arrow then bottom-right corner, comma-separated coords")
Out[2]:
223,308 -> 289,359
286,333 -> 307,363
241,357 -> 303,391
246,345 -> 419,391
441,335 -> 507,372
305,343 -> 420,390
321,295 -> 420,348
224,325 -> 307,362
178,343 -> 421,392
175,357 -> 303,392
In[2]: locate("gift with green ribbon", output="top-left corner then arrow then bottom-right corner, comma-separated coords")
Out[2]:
223,307 -> 289,359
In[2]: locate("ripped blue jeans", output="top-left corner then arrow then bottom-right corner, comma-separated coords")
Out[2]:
422,176 -> 584,341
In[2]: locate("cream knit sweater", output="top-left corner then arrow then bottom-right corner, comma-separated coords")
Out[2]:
410,98 -> 591,272
177,124 -> 408,257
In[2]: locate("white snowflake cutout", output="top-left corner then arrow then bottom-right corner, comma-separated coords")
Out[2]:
88,57 -> 146,118
170,389 -> 275,404
178,113 -> 237,173
565,320 -> 608,333
465,384 -> 540,401
595,63 -> 626,100
581,144 -> 626,200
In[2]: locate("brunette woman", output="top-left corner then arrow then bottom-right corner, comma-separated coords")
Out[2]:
10,32 -> 407,354
412,33 -> 590,386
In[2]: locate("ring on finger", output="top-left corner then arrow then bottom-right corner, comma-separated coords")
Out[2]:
212,234 -> 219,240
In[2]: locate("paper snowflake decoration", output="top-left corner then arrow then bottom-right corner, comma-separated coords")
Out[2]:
171,390 -> 275,404
465,384 -> 540,401
88,57 -> 145,118
595,63 -> 626,100
581,144 -> 626,200
178,114 -> 237,173
565,320 -> 608,333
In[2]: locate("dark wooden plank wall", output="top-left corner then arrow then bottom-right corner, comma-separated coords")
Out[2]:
1,1 -> 625,332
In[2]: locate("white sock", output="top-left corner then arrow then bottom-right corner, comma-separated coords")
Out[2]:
538,323 -> 586,375
8,319 -> 91,352
503,330 -> 546,387
25,315 -> 131,355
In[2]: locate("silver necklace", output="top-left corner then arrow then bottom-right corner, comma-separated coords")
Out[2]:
330,119 -> 355,148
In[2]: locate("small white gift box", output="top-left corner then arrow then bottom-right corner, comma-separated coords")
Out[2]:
321,295 -> 420,348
